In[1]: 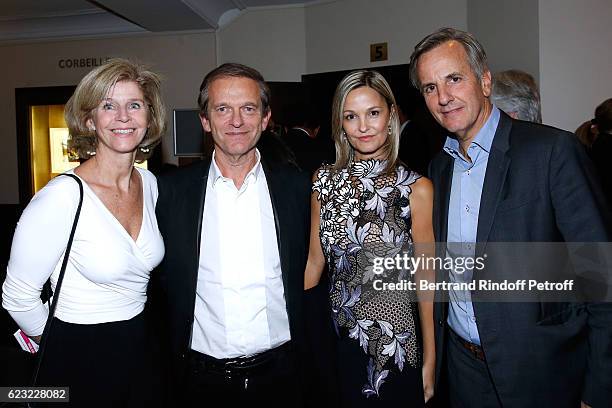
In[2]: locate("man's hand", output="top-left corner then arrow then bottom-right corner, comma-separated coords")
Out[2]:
580,402 -> 591,408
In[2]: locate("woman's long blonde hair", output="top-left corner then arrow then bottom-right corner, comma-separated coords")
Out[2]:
331,70 -> 400,174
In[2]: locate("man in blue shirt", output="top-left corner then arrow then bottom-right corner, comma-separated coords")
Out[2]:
409,28 -> 611,408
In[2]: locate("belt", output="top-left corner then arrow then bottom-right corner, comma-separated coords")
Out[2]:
188,342 -> 292,377
448,328 -> 485,361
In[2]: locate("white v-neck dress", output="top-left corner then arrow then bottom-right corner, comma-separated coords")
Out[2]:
2,168 -> 165,336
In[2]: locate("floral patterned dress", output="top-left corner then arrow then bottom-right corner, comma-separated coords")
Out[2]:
313,159 -> 423,403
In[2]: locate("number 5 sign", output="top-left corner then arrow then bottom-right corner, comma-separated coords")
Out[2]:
370,43 -> 388,62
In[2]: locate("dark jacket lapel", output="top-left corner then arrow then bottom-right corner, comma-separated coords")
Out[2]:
476,112 -> 512,250
431,153 -> 454,310
433,154 -> 453,244
431,151 -> 454,390
261,160 -> 290,295
182,159 -> 211,308
194,158 -> 211,265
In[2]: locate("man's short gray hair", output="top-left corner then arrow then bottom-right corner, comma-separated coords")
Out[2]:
491,69 -> 542,123
409,27 -> 489,91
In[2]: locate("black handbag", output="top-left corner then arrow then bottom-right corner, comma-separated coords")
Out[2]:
30,173 -> 84,386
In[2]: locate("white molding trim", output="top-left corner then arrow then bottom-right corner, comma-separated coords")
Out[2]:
0,0 -> 339,45
303,0 -> 341,8
0,28 -> 215,46
244,3 -> 306,11
0,8 -> 103,22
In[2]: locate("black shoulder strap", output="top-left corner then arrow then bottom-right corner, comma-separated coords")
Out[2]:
31,173 -> 84,386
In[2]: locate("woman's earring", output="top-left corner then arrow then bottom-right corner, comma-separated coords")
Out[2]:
139,146 -> 150,153
388,125 -> 392,135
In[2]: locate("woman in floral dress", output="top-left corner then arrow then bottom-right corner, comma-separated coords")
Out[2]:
305,70 -> 435,406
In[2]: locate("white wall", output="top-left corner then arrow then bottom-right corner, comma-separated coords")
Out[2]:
217,6 -> 306,82
305,0 -> 468,74
0,32 -> 216,203
219,0 -> 470,79
467,0 -> 539,82
1,1 -> 472,204
4,0 -> 610,203
539,0 -> 612,131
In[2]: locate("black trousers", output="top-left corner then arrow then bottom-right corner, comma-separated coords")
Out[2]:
183,342 -> 303,408
35,312 -> 161,408
446,329 -> 501,408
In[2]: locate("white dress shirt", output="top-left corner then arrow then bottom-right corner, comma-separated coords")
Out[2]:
191,150 -> 291,358
2,168 -> 164,336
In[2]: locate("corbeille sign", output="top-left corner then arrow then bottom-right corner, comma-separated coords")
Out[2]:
58,57 -> 111,69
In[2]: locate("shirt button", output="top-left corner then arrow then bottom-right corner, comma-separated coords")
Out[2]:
471,316 -> 477,322
465,205 -> 470,213
467,169 -> 471,175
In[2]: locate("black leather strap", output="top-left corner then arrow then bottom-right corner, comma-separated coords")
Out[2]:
31,173 -> 84,386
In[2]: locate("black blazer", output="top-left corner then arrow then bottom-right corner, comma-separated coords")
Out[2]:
429,112 -> 612,407
153,157 -> 311,378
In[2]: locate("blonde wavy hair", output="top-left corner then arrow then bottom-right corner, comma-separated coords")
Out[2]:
331,70 -> 400,174
65,58 -> 166,163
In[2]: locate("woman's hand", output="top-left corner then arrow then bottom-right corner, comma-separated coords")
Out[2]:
422,358 -> 435,403
409,177 -> 436,404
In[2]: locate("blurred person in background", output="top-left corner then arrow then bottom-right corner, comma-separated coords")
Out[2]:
491,69 -> 542,123
588,98 -> 612,204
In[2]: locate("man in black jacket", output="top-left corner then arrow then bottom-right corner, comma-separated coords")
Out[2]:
154,63 -> 310,407
410,28 -> 611,408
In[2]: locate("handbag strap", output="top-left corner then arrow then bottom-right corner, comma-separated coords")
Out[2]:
31,173 -> 84,385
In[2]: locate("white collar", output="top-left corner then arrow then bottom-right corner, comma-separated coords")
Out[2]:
209,148 -> 262,190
